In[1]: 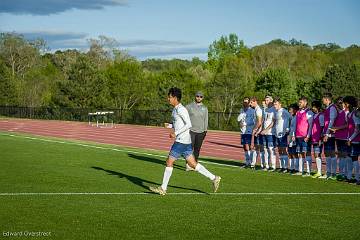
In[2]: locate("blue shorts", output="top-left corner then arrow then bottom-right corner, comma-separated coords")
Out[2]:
312,143 -> 323,154
276,135 -> 288,148
323,137 -> 336,152
288,145 -> 297,155
336,139 -> 350,154
241,134 -> 252,145
296,137 -> 310,153
350,143 -> 360,157
254,135 -> 263,146
169,142 -> 193,160
262,135 -> 275,148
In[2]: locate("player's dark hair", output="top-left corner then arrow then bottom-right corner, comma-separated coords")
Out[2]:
343,96 -> 357,109
322,92 -> 332,100
289,103 -> 299,111
168,87 -> 182,101
335,96 -> 344,105
311,100 -> 322,110
273,97 -> 281,104
250,96 -> 257,102
298,96 -> 308,102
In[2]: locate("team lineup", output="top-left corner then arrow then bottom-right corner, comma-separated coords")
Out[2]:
151,88 -> 360,195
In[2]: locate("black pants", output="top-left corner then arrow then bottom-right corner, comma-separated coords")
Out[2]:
190,131 -> 207,161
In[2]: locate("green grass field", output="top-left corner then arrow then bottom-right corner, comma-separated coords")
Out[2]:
1,132 -> 360,239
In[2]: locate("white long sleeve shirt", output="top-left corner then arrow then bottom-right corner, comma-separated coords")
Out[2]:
171,103 -> 192,144
275,108 -> 291,138
237,107 -> 255,134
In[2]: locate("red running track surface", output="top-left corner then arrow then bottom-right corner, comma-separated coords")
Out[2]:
0,119 -> 243,161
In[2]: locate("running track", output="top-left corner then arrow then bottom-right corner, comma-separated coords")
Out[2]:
0,119 -> 243,161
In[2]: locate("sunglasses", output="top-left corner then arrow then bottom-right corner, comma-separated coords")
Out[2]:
196,95 -> 203,98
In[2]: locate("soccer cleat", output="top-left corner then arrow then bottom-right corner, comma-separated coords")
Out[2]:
185,163 -> 195,172
294,172 -> 303,176
149,186 -> 166,195
302,173 -> 311,177
328,176 -> 337,181
312,172 -> 322,178
212,176 -> 221,193
318,175 -> 328,179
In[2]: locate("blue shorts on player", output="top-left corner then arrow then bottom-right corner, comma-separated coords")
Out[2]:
323,137 -> 336,152
169,142 -> 193,160
312,142 -> 323,155
276,135 -> 288,148
349,143 -> 360,157
262,135 -> 275,148
336,139 -> 350,154
241,134 -> 252,145
296,137 -> 310,153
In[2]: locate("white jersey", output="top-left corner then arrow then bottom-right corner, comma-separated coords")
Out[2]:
237,107 -> 255,134
263,106 -> 276,135
275,108 -> 291,138
253,105 -> 263,133
171,103 -> 192,144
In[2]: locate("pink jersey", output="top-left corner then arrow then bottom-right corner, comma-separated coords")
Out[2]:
323,103 -> 338,135
311,113 -> 323,143
334,110 -> 348,140
348,111 -> 360,143
296,109 -> 309,138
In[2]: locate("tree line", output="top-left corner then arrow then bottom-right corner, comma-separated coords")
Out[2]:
0,33 -> 359,125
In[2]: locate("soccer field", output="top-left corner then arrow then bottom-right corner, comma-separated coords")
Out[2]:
1,132 -> 360,239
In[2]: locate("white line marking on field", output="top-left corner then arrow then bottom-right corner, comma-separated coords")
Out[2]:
0,133 -> 240,169
0,192 -> 359,196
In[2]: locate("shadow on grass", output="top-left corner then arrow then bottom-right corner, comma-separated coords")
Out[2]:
206,140 -> 243,149
91,166 -> 207,194
198,157 -> 244,167
127,153 -> 185,171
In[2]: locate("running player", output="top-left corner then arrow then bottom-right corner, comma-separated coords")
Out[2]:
150,87 -> 221,195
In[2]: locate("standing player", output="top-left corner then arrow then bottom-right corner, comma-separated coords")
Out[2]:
321,93 -> 338,180
261,96 -> 277,171
250,97 -> 264,169
237,97 -> 255,167
150,87 -> 221,195
344,96 -> 360,184
310,100 -> 324,178
186,91 -> 208,165
330,97 -> 349,180
273,97 -> 291,172
293,97 -> 314,176
288,103 -> 299,173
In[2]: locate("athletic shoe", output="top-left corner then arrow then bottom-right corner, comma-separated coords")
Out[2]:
336,175 -> 345,181
269,168 -> 275,172
262,168 -> 268,172
312,172 -> 322,178
185,163 -> 195,172
302,173 -> 311,177
282,169 -> 288,173
329,176 -> 337,180
318,175 -> 328,179
149,186 -> 166,195
213,176 -> 221,193
356,181 -> 360,185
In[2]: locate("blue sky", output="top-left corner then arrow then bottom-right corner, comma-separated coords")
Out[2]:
0,0 -> 359,60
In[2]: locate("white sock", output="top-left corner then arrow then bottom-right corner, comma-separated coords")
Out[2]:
295,158 -> 299,171
331,157 -> 337,176
282,155 -> 288,169
195,163 -> 216,181
245,150 -> 251,165
316,157 -> 322,174
298,157 -> 303,173
306,156 -> 312,174
161,167 -> 173,191
260,151 -> 266,168
326,157 -> 331,176
353,161 -> 359,181
279,156 -> 283,169
346,157 -> 353,180
289,158 -> 294,170
251,151 -> 257,167
269,147 -> 276,169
